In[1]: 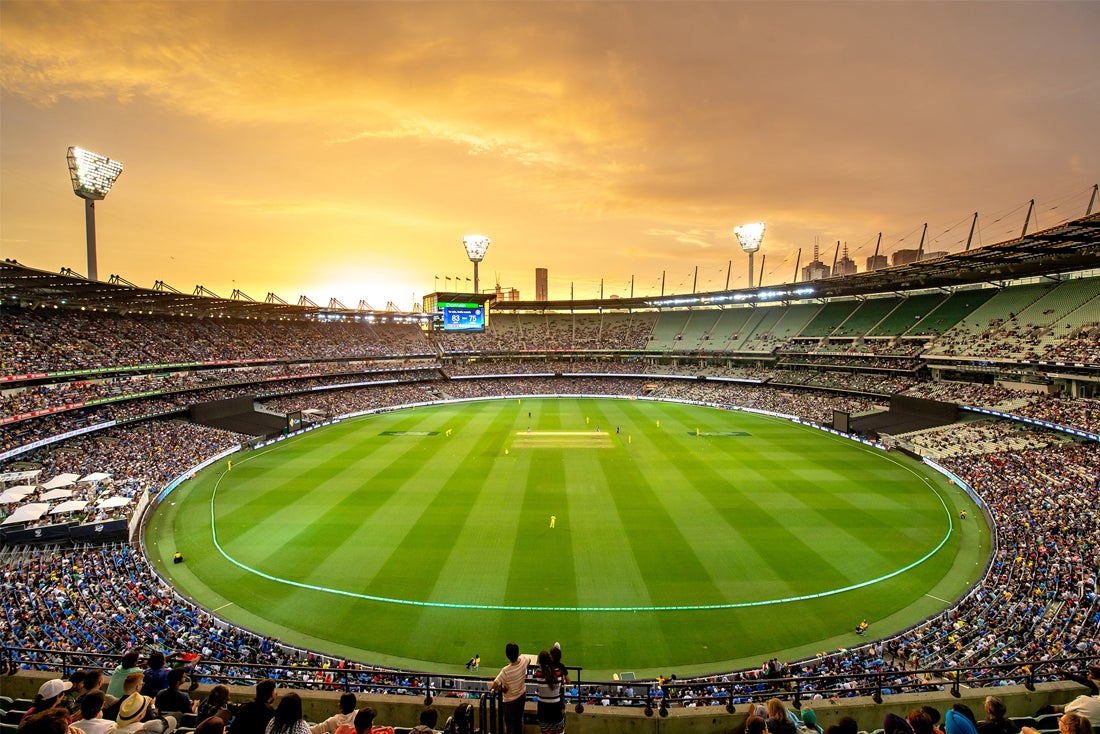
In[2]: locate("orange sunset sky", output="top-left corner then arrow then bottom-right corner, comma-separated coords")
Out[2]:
1,1 -> 1098,309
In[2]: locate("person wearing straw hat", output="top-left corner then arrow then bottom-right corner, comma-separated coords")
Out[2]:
115,693 -> 154,734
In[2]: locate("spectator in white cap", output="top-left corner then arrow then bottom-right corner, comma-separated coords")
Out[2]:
18,679 -> 73,727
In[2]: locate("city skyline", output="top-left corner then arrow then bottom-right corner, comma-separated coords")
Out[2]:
1,1 -> 1097,308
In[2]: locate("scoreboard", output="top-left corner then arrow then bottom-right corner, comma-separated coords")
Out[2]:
439,302 -> 486,331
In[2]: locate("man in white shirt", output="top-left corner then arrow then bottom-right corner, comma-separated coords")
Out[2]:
71,692 -> 116,734
1060,666 -> 1100,727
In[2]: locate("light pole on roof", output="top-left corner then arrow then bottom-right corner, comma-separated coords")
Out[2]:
67,146 -> 124,282
462,235 -> 490,294
734,222 -> 765,288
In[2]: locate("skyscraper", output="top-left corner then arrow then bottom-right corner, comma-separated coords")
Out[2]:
535,268 -> 548,301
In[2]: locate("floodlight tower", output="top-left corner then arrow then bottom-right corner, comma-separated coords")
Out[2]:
734,222 -> 766,288
462,234 -> 490,293
67,146 -> 124,281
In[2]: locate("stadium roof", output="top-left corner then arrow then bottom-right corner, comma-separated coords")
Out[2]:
1,212 -> 1097,318
497,211 -> 1100,311
0,263 -> 428,321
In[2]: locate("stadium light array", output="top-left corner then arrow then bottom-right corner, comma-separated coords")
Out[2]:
734,222 -> 766,288
462,234 -> 490,294
66,146 -> 124,282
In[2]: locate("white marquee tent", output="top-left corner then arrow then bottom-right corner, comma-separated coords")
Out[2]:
50,500 -> 90,515
1,503 -> 50,525
41,473 -> 80,490
0,486 -> 36,504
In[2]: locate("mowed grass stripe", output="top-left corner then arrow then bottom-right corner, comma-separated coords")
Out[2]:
564,445 -> 653,608
626,442 -> 787,603
605,429 -> 727,606
211,435 -> 363,546
504,431 -> 579,605
366,401 -> 510,600
214,420 -> 412,538
419,405 -> 520,607
629,410 -> 839,598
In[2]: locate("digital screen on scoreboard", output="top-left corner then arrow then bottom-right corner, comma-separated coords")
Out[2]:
439,302 -> 485,332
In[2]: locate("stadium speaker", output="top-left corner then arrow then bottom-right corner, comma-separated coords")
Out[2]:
173,552 -> 184,564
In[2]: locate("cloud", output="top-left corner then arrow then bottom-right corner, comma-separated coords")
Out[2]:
643,228 -> 725,250
1,1 -> 1096,303
332,120 -> 562,169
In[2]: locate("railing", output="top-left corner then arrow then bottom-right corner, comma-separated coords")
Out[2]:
2,646 -> 1093,712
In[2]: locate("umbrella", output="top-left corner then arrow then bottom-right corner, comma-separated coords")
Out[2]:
41,473 -> 80,489
0,486 -> 36,504
1,502 -> 50,525
50,500 -> 89,515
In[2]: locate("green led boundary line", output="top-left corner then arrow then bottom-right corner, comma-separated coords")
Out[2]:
207,415 -> 955,613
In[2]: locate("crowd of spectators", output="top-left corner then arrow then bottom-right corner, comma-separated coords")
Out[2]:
903,383 -> 1036,410
442,358 -> 641,376
903,384 -> 1100,436
887,441 -> 1100,681
4,301 -> 1098,461
900,419 -> 1069,460
1,370 -> 442,456
1039,326 -> 1100,364
0,421 -> 250,528
260,383 -> 442,419
649,381 -> 882,425
429,312 -> 656,353
769,370 -> 917,395
778,354 -> 923,372
925,311 -> 1099,367
1011,397 -> 1100,435
0,360 -> 439,424
0,307 -> 433,377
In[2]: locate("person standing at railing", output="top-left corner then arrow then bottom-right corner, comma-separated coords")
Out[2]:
488,643 -> 538,734
535,650 -> 565,734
